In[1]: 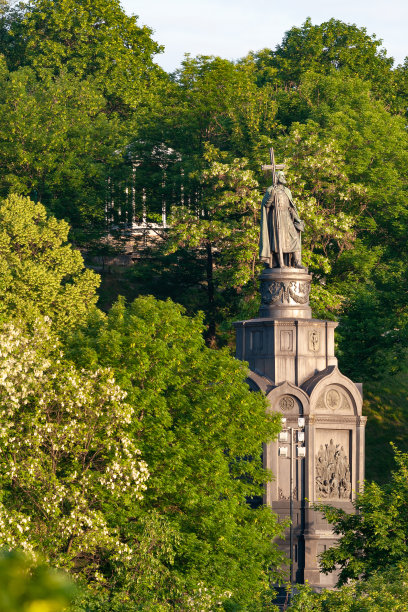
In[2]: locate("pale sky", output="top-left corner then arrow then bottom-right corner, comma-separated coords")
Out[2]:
122,0 -> 408,72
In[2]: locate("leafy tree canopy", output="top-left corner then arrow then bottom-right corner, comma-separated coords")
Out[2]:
248,18 -> 403,113
0,550 -> 76,612
165,144 -> 262,343
169,55 -> 278,157
0,319 -> 170,609
0,0 -> 165,112
268,70 -> 408,373
0,194 -> 99,330
0,62 -> 126,225
66,295 -> 286,609
287,566 -> 408,612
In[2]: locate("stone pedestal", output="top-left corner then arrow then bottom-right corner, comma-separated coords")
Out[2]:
234,267 -> 366,590
259,267 -> 312,319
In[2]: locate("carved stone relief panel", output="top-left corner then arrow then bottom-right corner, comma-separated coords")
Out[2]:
278,486 -> 298,501
314,385 -> 353,415
289,281 -> 310,304
260,279 -> 310,305
279,395 -> 296,411
325,389 -> 341,410
315,430 -> 351,500
308,330 -> 320,352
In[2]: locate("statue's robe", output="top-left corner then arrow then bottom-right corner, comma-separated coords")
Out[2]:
259,184 -> 302,264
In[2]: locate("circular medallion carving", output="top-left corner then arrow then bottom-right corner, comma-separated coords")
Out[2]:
279,396 -> 295,411
325,389 -> 341,410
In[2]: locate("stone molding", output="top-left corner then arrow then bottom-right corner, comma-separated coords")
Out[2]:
310,416 -> 363,424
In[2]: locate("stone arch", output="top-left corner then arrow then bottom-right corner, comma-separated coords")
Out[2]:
266,381 -> 310,416
302,366 -> 363,416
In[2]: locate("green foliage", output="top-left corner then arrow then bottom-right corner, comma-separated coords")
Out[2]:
0,62 -> 123,225
132,42 -> 408,368
66,296 -> 286,609
0,0 -> 167,227
0,194 -> 99,331
274,120 -> 361,318
363,368 -> 408,483
287,566 -> 408,611
165,144 -> 262,341
169,55 -> 278,156
315,447 -> 408,585
267,69 -> 408,371
0,0 -> 164,112
0,319 -> 178,608
0,549 -> 76,612
336,286 -> 407,381
250,18 -> 400,112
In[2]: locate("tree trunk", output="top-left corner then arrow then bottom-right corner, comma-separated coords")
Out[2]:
206,241 -> 216,347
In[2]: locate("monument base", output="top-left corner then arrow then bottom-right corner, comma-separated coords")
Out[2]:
259,267 -> 312,319
234,265 -> 365,592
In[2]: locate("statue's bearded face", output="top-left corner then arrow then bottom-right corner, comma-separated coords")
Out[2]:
277,171 -> 287,185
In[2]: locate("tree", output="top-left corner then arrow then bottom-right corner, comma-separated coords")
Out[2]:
287,566 -> 408,611
273,120 -> 362,319
249,18 -> 400,113
0,0 -> 168,227
66,295 -> 286,609
264,70 -> 408,375
0,0 -> 164,113
0,194 -> 99,331
0,62 -> 127,225
0,550 -> 76,612
121,56 -> 280,344
168,55 -> 278,157
165,144 -> 262,344
314,447 -> 408,586
0,319 -> 174,609
336,284 -> 407,381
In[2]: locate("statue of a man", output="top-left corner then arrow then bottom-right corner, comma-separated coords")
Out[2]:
259,170 -> 305,269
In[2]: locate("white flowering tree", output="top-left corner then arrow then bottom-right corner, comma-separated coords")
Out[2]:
0,318 -> 152,602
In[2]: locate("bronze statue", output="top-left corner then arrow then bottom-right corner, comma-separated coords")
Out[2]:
260,149 -> 305,269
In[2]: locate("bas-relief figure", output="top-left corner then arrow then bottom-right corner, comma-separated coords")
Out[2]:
260,149 -> 306,270
316,439 -> 351,500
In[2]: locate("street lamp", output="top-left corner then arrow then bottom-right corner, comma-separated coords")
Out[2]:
278,416 -> 306,593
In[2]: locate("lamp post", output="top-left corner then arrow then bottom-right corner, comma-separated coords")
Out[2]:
278,416 -> 306,594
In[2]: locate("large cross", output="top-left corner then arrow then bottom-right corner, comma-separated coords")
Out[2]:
261,148 -> 285,186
